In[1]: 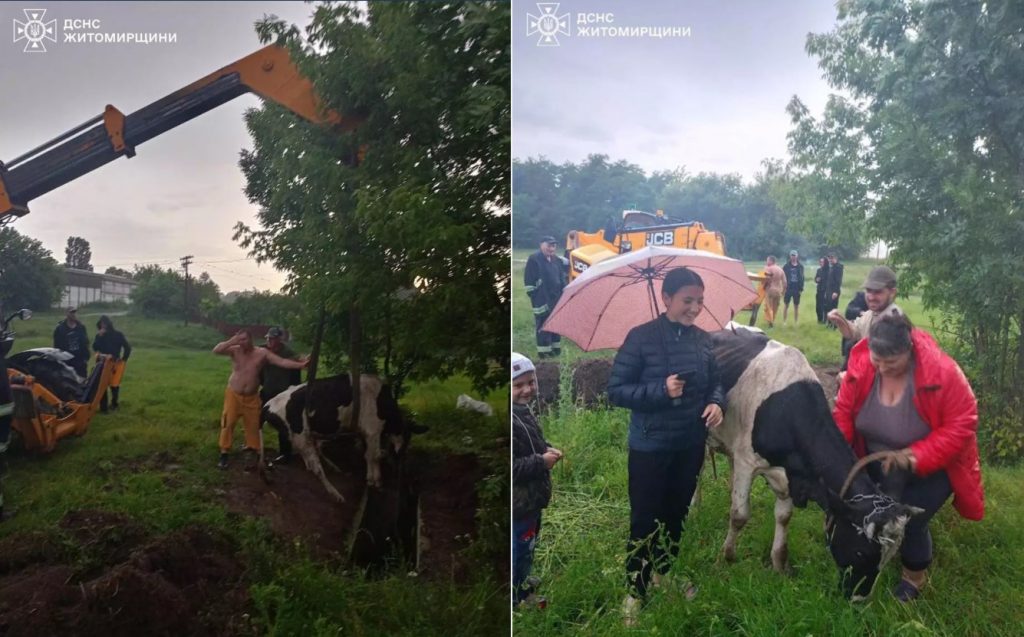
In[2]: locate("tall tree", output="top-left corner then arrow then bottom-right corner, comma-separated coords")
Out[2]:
235,1 -> 509,393
0,228 -> 63,310
130,265 -> 220,318
104,266 -> 133,279
787,0 -> 1024,458
64,236 -> 93,271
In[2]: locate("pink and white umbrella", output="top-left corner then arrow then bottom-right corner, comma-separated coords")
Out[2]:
543,246 -> 757,351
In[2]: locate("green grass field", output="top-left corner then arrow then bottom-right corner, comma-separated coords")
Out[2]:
2,311 -> 509,636
512,251 -> 1024,636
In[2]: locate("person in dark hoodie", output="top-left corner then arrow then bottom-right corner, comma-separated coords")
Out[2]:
93,315 -> 132,412
814,256 -> 830,324
53,307 -> 89,377
607,267 -> 725,626
512,352 -> 562,609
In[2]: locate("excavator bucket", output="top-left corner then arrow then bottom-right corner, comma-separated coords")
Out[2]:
8,354 -> 114,453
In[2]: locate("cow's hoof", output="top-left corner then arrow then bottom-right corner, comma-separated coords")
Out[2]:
723,547 -> 737,563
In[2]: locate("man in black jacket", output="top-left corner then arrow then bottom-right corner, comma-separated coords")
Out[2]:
607,267 -> 725,624
259,326 -> 303,464
523,236 -> 567,358
782,250 -> 804,325
53,308 -> 89,377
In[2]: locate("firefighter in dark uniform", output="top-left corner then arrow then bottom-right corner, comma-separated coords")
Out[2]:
524,236 -> 567,359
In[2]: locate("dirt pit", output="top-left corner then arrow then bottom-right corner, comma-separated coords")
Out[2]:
218,444 -> 363,560
0,515 -> 247,637
219,441 -> 487,579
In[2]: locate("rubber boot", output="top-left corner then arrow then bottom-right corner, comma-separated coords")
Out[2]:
893,567 -> 927,602
110,387 -> 120,410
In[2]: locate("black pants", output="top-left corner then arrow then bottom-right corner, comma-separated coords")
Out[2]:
534,313 -> 560,358
260,392 -> 292,457
71,358 -> 87,379
873,467 -> 953,571
626,445 -> 705,598
815,291 -> 828,323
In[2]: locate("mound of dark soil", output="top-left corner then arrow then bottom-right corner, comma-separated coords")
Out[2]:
59,509 -> 149,574
0,517 -> 247,637
534,358 -> 614,408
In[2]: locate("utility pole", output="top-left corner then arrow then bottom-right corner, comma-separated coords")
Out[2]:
180,255 -> 193,326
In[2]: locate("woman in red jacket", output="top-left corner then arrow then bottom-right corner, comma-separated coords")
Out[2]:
833,314 -> 984,602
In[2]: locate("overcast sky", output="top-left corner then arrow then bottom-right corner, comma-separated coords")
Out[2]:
0,2 -> 321,293
514,0 -> 840,180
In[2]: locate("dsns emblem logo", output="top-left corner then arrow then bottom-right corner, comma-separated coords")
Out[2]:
13,8 -> 56,52
526,3 -> 569,47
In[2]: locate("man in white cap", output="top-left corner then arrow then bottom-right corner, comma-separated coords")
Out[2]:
782,250 -> 805,326
827,265 -> 904,342
512,352 -> 562,609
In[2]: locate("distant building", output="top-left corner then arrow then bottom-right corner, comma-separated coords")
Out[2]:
60,268 -> 136,307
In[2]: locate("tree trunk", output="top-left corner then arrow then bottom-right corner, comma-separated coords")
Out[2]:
308,305 -> 327,384
349,303 -> 362,435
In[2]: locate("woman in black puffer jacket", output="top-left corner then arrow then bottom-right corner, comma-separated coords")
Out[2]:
608,267 -> 725,623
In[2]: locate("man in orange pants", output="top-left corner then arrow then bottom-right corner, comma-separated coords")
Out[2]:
212,330 -> 307,470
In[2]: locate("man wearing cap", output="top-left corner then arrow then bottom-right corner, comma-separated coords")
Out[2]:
259,326 -> 303,464
828,265 -> 904,343
781,250 -> 805,326
524,236 -> 568,358
53,307 -> 90,378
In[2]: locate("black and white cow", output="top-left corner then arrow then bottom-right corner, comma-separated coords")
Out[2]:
708,326 -> 923,600
263,374 -> 426,502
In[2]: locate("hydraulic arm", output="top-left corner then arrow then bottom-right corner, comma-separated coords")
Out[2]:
0,44 -> 357,224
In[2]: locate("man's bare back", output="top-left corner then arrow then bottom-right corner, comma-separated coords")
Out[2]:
213,331 -> 307,394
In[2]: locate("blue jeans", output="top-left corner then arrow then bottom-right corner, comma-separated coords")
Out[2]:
512,512 -> 541,602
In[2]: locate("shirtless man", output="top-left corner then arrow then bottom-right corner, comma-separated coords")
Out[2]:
213,330 -> 307,469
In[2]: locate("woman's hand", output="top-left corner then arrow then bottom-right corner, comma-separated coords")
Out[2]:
703,403 -> 724,428
542,450 -> 562,470
882,448 -> 916,473
665,375 -> 684,399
